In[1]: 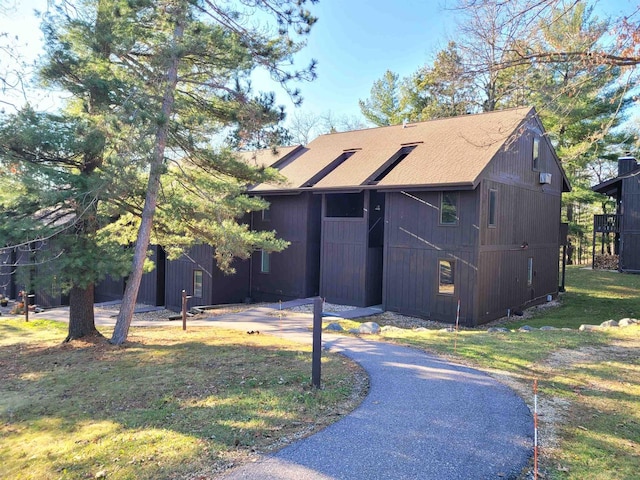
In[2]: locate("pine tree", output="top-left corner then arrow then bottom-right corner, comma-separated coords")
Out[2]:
0,0 -> 317,343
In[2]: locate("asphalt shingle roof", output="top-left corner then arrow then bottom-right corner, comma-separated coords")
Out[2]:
251,107 -> 537,193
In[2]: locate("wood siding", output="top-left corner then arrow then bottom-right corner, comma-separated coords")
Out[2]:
250,193 -> 321,302
383,190 -> 478,324
95,275 -> 125,303
136,246 -> 166,306
165,244 -> 249,311
621,175 -> 640,271
0,248 -> 16,299
321,217 -> 368,306
476,118 -> 563,322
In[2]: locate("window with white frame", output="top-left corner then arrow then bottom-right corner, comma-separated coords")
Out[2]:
261,250 -> 270,273
440,192 -> 459,225
532,137 -> 540,171
438,259 -> 455,294
488,188 -> 497,227
193,270 -> 203,298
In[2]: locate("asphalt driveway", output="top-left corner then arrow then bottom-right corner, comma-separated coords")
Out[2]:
209,308 -> 533,480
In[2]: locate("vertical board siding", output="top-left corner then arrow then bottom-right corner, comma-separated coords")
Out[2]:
477,246 -> 558,322
136,245 -> 160,306
95,275 -> 125,303
0,249 -> 14,299
475,118 -> 563,322
383,191 -> 478,324
321,218 -> 367,306
165,244 -> 214,311
251,193 -> 321,302
621,176 -> 640,271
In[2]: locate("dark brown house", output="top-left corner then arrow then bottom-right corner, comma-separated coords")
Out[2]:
160,146 -> 314,309
248,107 -> 570,325
592,156 -> 640,272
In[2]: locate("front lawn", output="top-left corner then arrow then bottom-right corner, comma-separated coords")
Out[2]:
0,321 -> 366,480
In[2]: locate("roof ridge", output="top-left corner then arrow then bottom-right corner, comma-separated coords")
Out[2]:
316,106 -> 535,139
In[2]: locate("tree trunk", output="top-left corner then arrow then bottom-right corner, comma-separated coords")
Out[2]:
111,7 -> 185,345
66,284 -> 100,341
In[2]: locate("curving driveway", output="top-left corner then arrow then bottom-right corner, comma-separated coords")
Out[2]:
209,307 -> 533,480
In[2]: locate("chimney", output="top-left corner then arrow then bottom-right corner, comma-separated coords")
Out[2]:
618,155 -> 638,176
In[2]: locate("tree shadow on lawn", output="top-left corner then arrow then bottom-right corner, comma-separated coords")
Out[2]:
0,332 -> 355,479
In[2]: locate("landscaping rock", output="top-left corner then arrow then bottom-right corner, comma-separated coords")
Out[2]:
540,326 -> 557,331
358,322 -> 381,334
325,322 -> 344,332
439,326 -> 456,333
414,327 -> 429,332
600,319 -> 619,328
518,325 -> 535,332
487,327 -> 509,333
579,324 -> 601,331
619,318 -> 638,327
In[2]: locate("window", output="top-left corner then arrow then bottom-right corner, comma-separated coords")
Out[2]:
488,189 -> 497,227
438,259 -> 455,294
440,192 -> 458,225
261,207 -> 271,221
261,250 -> 270,273
325,192 -> 364,218
532,137 -> 540,171
193,270 -> 203,298
527,257 -> 533,287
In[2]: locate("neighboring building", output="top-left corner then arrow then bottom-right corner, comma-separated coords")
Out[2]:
95,245 -> 167,306
592,156 -> 640,272
248,107 -> 570,325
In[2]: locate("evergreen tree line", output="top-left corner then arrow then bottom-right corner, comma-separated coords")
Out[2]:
354,0 -> 639,265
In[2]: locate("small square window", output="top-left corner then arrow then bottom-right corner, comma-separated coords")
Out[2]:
438,259 -> 455,295
532,137 -> 540,171
261,250 -> 270,273
440,192 -> 458,225
193,270 -> 203,298
527,257 -> 533,287
488,189 -> 497,227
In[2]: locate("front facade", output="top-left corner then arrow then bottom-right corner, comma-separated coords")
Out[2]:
248,107 -> 570,325
592,156 -> 640,272
6,109 -> 568,325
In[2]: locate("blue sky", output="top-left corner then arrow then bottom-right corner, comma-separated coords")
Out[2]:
1,0 -> 638,124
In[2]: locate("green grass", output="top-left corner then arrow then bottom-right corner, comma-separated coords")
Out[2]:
506,267 -> 640,329
354,266 -> 640,480
0,321 -> 366,480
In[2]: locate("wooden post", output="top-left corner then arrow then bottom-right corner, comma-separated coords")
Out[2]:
559,244 -> 567,292
181,289 -> 187,331
312,296 -> 322,389
23,291 -> 28,323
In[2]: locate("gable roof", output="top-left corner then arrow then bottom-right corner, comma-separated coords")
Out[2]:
592,167 -> 640,197
250,107 -> 567,193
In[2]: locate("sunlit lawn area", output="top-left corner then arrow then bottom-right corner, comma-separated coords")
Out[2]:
358,266 -> 640,480
1,266 -> 638,480
0,322 -> 366,480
